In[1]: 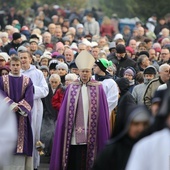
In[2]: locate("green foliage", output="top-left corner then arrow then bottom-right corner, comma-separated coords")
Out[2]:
99,0 -> 170,20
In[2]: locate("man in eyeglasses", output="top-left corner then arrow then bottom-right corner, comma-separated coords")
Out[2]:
158,47 -> 170,65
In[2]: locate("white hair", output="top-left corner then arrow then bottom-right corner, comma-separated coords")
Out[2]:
65,73 -> 78,81
43,31 -> 51,38
159,63 -> 170,72
49,73 -> 61,82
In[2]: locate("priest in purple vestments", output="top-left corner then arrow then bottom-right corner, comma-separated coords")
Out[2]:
50,50 -> 110,170
0,56 -> 34,170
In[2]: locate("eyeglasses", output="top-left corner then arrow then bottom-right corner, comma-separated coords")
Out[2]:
161,53 -> 169,55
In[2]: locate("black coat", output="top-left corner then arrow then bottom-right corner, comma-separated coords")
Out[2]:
40,85 -> 57,156
92,135 -> 136,170
92,104 -> 150,170
113,78 -> 136,138
3,41 -> 22,54
114,54 -> 139,77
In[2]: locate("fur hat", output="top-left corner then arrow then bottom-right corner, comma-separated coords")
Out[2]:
49,59 -> 58,70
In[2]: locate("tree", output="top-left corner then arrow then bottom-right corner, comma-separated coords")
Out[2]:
99,0 -> 170,21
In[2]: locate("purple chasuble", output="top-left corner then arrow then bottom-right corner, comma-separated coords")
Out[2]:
50,79 -> 110,170
0,75 -> 34,156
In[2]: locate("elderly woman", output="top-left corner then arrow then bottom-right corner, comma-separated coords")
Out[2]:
40,74 -> 62,157
52,73 -> 78,112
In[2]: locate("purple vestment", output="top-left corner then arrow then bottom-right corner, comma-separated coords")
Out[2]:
50,79 -> 110,170
0,75 -> 34,156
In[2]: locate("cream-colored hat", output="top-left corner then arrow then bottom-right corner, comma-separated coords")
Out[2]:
75,50 -> 95,70
0,52 -> 10,62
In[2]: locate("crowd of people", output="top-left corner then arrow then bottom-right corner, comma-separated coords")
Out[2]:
0,2 -> 170,170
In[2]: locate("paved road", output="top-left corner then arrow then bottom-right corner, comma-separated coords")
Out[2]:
39,156 -> 50,170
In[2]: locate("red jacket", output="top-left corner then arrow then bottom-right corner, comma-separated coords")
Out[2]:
52,88 -> 65,111
100,24 -> 115,37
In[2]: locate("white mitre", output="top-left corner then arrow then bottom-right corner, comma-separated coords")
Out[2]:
75,50 -> 95,70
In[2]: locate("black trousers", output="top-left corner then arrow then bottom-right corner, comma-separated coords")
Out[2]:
67,145 -> 87,170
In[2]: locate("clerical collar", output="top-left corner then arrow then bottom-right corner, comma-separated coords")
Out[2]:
79,77 -> 91,86
9,72 -> 22,77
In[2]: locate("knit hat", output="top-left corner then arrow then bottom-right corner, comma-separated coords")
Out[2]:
40,51 -> 52,61
0,32 -> 8,38
33,50 -> 43,56
143,66 -> 157,75
56,62 -> 68,72
70,43 -> 78,51
29,38 -> 39,44
138,51 -> 149,58
0,65 -> 11,73
30,34 -> 39,40
114,33 -> 123,41
56,55 -> 65,61
0,52 -> 10,62
12,32 -> 21,40
131,106 -> 151,122
76,24 -> 84,29
17,46 -> 28,53
95,58 -> 109,72
52,51 -> 60,58
91,41 -> 98,47
153,43 -> 161,53
82,39 -> 92,47
62,36 -> 70,43
70,61 -> 78,69
21,26 -> 29,31
116,44 -> 126,54
9,48 -> 17,56
109,41 -> 116,50
45,43 -> 54,49
126,46 -> 134,55
22,41 -> 30,47
56,42 -> 64,50
124,68 -> 135,77
5,25 -> 13,30
39,65 -> 49,73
